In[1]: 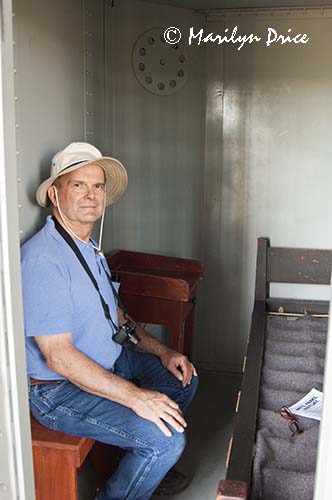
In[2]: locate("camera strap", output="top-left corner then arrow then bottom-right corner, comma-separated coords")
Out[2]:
98,259 -> 129,316
52,216 -> 119,331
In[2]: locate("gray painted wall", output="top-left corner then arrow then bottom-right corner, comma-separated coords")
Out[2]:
101,0 -> 206,345
13,0 -> 104,242
13,0 -> 332,372
196,11 -> 332,372
144,0 -> 332,9
102,0 -> 206,258
1,0 -> 35,495
14,0 -> 207,349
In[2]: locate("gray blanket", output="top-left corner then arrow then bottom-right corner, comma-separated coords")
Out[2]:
250,316 -> 328,500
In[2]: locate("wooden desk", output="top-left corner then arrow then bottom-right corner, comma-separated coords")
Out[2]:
107,250 -> 203,358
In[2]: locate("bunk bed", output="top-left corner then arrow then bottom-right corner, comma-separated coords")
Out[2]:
217,238 -> 332,500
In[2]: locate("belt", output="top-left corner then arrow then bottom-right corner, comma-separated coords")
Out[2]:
30,378 -> 64,386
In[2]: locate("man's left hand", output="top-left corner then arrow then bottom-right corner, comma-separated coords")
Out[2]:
160,349 -> 198,387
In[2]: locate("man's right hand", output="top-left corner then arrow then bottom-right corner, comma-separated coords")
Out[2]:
131,389 -> 187,437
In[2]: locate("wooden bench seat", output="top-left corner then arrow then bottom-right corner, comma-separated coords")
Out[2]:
31,417 -> 115,500
31,416 -> 96,500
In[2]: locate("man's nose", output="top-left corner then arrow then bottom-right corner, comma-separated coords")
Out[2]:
84,186 -> 96,199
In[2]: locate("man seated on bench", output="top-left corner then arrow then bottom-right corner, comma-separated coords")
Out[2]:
21,142 -> 198,500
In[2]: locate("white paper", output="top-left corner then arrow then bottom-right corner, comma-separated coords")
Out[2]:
288,388 -> 323,421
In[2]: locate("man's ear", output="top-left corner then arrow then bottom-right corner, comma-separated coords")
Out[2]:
47,185 -> 57,207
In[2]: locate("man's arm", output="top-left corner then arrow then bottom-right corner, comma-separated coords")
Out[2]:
34,333 -> 187,437
117,308 -> 198,387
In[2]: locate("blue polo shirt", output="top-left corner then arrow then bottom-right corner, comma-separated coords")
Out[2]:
21,216 -> 122,380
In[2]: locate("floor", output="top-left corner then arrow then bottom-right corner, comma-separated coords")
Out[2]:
78,371 -> 242,500
151,371 -> 242,500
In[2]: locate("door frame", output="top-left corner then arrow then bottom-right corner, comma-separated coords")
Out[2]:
0,0 -> 35,498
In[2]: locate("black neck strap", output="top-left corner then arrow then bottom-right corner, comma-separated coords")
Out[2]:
52,216 -> 120,329
99,258 -> 127,315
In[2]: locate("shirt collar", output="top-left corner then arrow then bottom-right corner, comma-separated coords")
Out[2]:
45,215 -> 97,253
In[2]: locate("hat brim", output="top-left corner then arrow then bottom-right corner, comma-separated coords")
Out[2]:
36,157 -> 128,207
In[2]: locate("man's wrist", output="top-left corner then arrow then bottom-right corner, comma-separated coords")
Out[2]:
157,345 -> 176,360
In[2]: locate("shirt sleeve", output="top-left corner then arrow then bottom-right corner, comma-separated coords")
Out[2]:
21,255 -> 74,337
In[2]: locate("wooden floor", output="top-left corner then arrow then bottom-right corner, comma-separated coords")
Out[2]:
77,372 -> 241,500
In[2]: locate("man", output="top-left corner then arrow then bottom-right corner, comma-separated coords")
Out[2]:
21,142 -> 198,500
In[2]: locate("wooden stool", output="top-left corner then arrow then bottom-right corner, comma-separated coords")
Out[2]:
107,250 -> 203,358
31,417 -> 95,500
31,417 -> 113,500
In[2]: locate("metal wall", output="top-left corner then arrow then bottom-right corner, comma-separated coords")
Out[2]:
14,0 -> 206,265
197,8 -> 332,372
1,0 -> 35,497
14,0 -> 207,352
102,0 -> 206,258
13,1 -> 332,373
314,280 -> 332,500
13,0 -> 104,242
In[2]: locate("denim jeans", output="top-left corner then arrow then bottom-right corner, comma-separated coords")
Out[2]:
29,349 -> 198,500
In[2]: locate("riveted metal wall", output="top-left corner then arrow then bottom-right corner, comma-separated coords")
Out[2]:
197,7 -> 332,372
0,0 -> 35,497
13,0 -> 105,243
102,0 -> 206,259
83,0 -> 105,150
12,0 -> 332,377
314,279 -> 332,500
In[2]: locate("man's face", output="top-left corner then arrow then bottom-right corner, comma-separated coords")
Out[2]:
50,163 -> 106,226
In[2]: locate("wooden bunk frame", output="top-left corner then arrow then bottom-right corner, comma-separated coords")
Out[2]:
217,237 -> 332,500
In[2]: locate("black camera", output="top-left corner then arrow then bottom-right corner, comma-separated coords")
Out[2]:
113,319 -> 140,349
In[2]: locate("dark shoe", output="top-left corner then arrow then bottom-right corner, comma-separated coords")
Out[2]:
154,469 -> 191,496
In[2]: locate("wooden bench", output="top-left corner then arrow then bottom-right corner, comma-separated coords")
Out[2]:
31,417 -> 112,500
217,238 -> 332,500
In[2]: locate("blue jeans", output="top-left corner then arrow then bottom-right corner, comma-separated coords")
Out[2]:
29,349 -> 198,500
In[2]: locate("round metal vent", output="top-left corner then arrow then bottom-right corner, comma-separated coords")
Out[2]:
132,27 -> 189,96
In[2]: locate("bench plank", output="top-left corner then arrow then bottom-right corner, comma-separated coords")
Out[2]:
31,417 -> 95,467
31,417 -> 96,500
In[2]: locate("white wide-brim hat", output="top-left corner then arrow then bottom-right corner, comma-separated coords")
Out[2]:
36,142 -> 128,207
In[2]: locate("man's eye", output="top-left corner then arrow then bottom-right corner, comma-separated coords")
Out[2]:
74,183 -> 86,190
96,184 -> 105,190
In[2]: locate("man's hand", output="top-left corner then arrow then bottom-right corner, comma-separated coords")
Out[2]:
160,348 -> 198,387
131,388 -> 187,437
120,311 -> 198,387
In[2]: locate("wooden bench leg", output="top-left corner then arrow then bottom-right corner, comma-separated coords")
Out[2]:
33,447 -> 78,500
183,305 -> 195,359
169,322 -> 184,353
168,303 -> 185,353
90,441 -> 120,485
216,480 -> 247,500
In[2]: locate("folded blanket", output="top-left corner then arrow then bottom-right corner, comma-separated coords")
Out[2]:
250,315 -> 327,500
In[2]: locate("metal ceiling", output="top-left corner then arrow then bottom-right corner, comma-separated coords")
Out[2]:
142,0 -> 332,12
